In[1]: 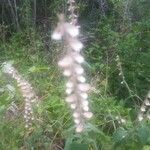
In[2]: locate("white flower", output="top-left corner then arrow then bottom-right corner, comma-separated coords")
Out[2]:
121,81 -> 124,84
31,99 -> 36,103
83,106 -> 89,111
31,117 -> 34,120
76,125 -> 84,133
81,93 -> 88,99
82,100 -> 89,106
63,70 -> 72,76
2,62 -> 13,74
66,88 -> 72,94
121,119 -> 126,123
140,105 -> 146,112
58,56 -> 73,67
73,112 -> 80,118
74,119 -> 80,124
51,31 -> 62,40
75,54 -> 84,63
75,66 -> 84,75
70,39 -> 83,52
145,99 -> 150,106
70,103 -> 76,109
78,84 -> 90,92
138,114 -> 143,121
148,91 -> 150,98
24,115 -> 27,119
77,76 -> 86,83
84,112 -> 93,119
147,114 -> 150,119
66,81 -> 74,88
66,24 -> 79,37
65,95 -> 75,103
52,14 -> 93,133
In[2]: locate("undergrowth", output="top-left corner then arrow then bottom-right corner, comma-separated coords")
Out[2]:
0,29 -> 149,150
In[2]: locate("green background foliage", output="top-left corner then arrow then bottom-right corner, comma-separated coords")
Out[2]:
0,0 -> 149,149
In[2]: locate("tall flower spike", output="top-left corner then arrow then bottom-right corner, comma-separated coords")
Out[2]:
2,62 -> 38,128
138,91 -> 150,121
52,1 -> 93,133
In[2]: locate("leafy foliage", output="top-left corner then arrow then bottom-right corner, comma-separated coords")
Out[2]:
0,0 -> 150,149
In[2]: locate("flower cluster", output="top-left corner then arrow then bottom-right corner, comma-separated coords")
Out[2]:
115,116 -> 126,124
52,15 -> 93,133
138,91 -> 150,121
116,55 -> 125,85
2,62 -> 38,128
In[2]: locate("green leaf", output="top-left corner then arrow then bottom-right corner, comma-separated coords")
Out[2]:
113,127 -> 128,143
28,66 -> 36,72
64,137 -> 74,150
86,123 -> 105,136
0,105 -> 6,113
65,142 -> 88,150
138,126 -> 150,144
28,66 -> 50,73
142,145 -> 150,150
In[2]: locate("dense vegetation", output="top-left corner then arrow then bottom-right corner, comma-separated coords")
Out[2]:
0,0 -> 150,149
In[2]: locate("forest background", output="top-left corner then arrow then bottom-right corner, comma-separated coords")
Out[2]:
0,0 -> 150,149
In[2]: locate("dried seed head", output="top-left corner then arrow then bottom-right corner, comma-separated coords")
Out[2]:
2,62 -> 38,128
